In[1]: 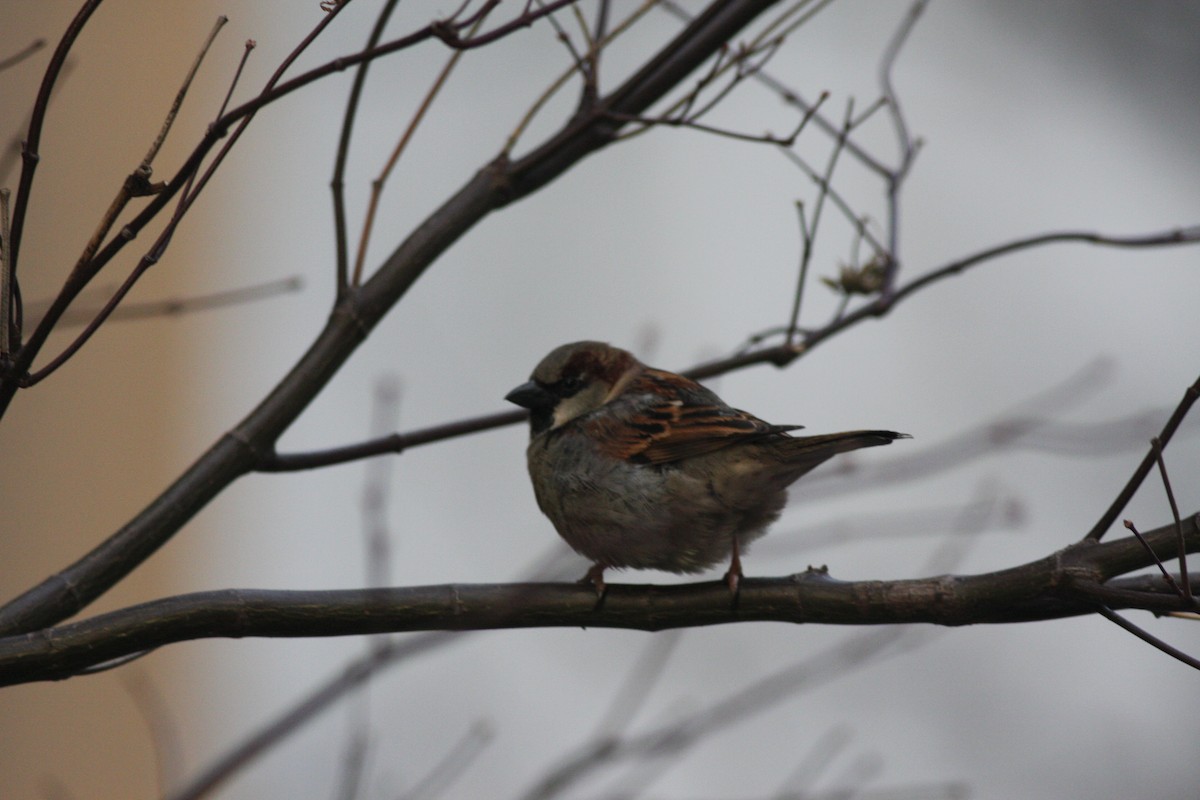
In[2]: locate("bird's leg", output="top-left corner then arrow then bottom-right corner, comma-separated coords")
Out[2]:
581,563 -> 607,597
723,537 -> 743,594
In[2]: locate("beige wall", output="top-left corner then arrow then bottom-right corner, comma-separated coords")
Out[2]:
1,5 -> 226,796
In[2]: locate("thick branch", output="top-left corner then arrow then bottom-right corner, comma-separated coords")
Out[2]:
1,517 -> 1194,687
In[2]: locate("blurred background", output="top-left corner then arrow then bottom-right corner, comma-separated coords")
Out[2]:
2,2 -> 1199,798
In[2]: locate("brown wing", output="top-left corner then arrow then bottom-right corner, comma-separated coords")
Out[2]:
582,368 -> 801,465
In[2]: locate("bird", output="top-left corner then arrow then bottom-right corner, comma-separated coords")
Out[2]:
505,341 -> 908,594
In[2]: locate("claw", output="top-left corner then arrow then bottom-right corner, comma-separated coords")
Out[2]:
581,563 -> 607,597
723,537 -> 744,596
723,568 -> 741,594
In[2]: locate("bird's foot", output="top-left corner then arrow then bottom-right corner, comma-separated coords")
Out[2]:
580,564 -> 607,599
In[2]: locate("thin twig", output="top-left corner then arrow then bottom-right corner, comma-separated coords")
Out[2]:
260,408 -> 526,471
400,720 -> 494,800
34,276 -> 303,328
583,0 -> 610,107
625,0 -> 836,143
1121,519 -> 1183,597
142,16 -> 228,169
660,1 -> 888,176
1152,437 -> 1191,600
1095,605 -> 1200,671
539,0 -> 591,81
593,629 -> 684,740
0,188 -> 11,357
776,146 -> 888,257
21,8 -> 339,387
0,38 -> 46,72
519,626 -> 923,800
785,97 -> 857,342
122,671 -> 186,797
15,19 -> 236,384
1085,372 -> 1200,541
877,0 -> 928,290
774,725 -> 854,795
166,546 -> 564,800
331,376 -> 403,800
165,634 -> 460,800
0,4 -> 532,404
505,1 -> 657,154
331,0 -> 403,297
85,16 -> 227,271
7,0 -> 102,273
350,8 -> 493,287
175,35 -> 257,210
606,103 -> 821,146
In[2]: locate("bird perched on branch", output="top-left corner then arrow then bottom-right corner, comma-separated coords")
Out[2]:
506,341 -> 908,594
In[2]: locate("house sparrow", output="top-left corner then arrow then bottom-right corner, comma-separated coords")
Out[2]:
506,341 -> 908,593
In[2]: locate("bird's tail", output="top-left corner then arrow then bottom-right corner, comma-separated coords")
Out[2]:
778,429 -> 909,476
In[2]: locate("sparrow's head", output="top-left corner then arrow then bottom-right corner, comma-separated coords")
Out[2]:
506,341 -> 641,435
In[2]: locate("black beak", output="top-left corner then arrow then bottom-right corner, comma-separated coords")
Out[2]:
505,380 -> 550,410
506,380 -> 558,435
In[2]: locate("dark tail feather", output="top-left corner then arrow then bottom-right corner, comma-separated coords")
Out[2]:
780,429 -> 909,477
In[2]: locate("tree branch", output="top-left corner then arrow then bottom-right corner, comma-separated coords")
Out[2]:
2,516 -> 1195,687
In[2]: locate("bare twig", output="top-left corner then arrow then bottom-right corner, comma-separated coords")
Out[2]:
400,720 -> 494,800
593,629 -> 684,740
331,376 -> 403,800
7,0 -> 102,273
774,725 -> 854,795
774,137 -> 889,264
17,18 -> 238,385
164,633 -> 460,800
0,38 -> 46,72
350,8 -> 492,287
784,97 -> 869,343
1096,605 -> 1200,672
166,543 -> 564,800
519,626 -> 922,800
660,1 -> 887,176
620,0 -> 837,146
363,378 -> 401,588
1085,372 -> 1200,542
1152,437 -> 1191,599
331,0 -> 403,297
582,0 -> 610,106
1121,520 -> 1184,598
30,276 -> 303,327
85,16 -> 227,275
876,0 -> 927,290
606,85 -> 826,146
539,1 -> 592,83
260,409 -> 527,471
505,1 -> 657,154
122,671 -> 186,797
0,188 -> 11,357
1,2 -> 614,411
796,226 -> 1200,359
758,493 -> 1024,559
143,16 -> 228,170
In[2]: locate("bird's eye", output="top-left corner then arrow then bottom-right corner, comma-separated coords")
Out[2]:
554,374 -> 586,397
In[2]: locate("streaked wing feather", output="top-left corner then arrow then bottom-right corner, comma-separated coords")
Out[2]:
583,369 -> 801,464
